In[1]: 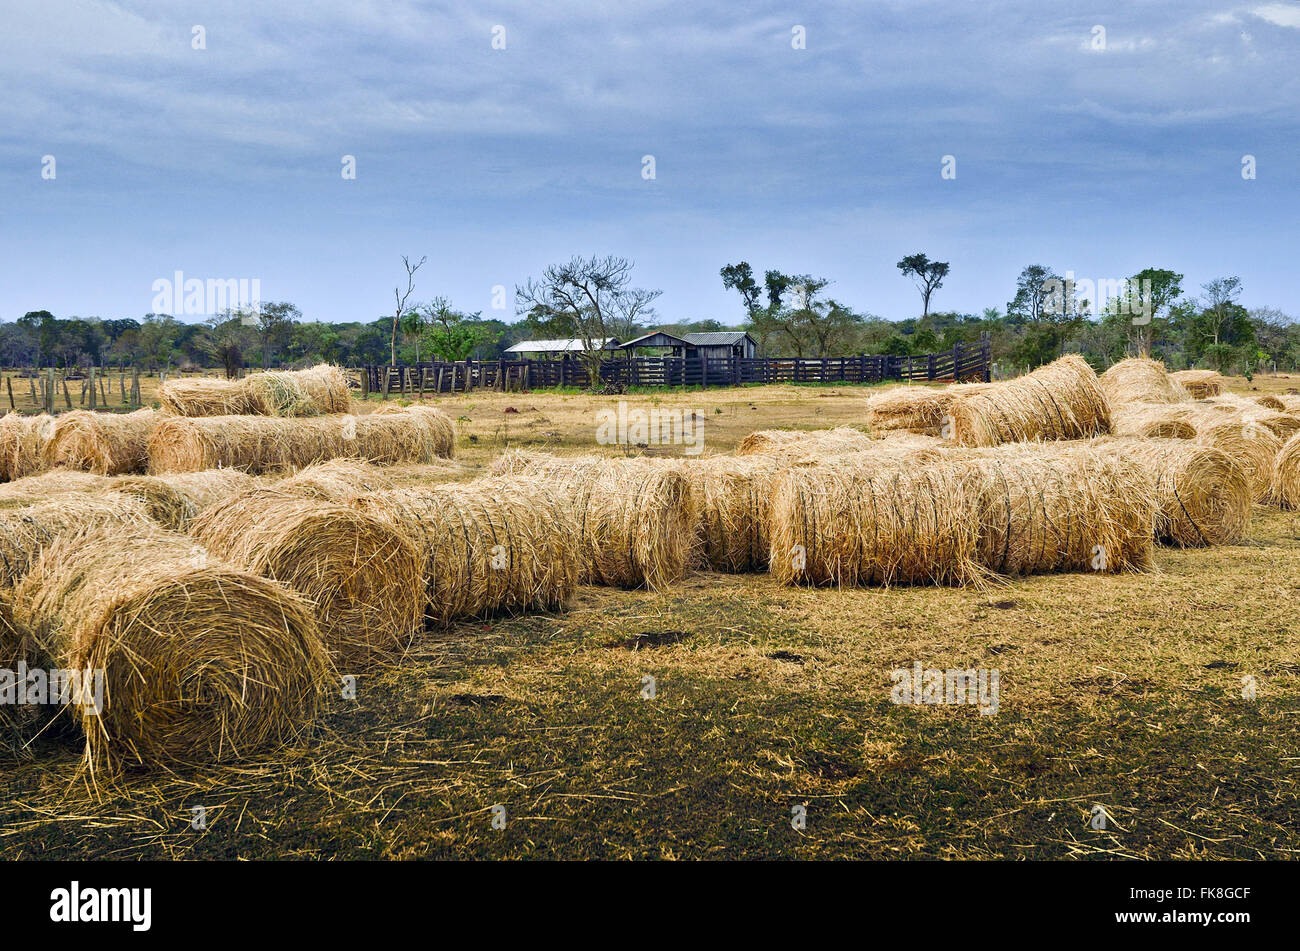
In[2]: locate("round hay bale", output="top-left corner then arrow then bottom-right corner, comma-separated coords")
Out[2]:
278,458 -> 399,500
0,469 -> 110,509
736,426 -> 874,457
1110,403 -> 1197,440
1268,430 -> 1300,509
1252,394 -> 1286,411
355,405 -> 455,462
190,489 -> 424,662
1195,420 -> 1280,502
147,415 -> 347,473
241,364 -> 350,416
0,493 -> 152,586
352,478 -> 579,624
0,413 -> 55,482
42,408 -> 158,475
1090,438 -> 1251,546
863,382 -> 994,436
1169,369 -> 1224,398
768,460 -> 983,587
947,355 -> 1111,447
1099,357 -> 1188,405
111,468 -> 261,530
14,524 -> 326,770
679,455 -> 786,572
949,448 -> 1156,573
157,376 -> 256,416
0,589 -> 28,752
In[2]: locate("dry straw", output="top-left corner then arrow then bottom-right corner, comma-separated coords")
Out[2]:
190,488 -> 424,662
352,478 -> 579,624
1194,419 -> 1280,502
112,468 -> 261,529
1088,438 -> 1251,546
14,523 -> 326,771
736,426 -> 875,457
0,493 -> 153,586
947,355 -> 1112,447
948,447 -> 1156,573
1099,357 -> 1188,406
43,408 -> 158,475
1269,431 -> 1300,509
1169,369 -> 1224,398
0,469 -> 109,508
147,406 -> 454,473
768,458 -> 983,587
863,382 -> 995,435
489,450 -> 692,589
0,413 -> 55,482
277,458 -> 399,500
159,364 -> 350,417
1109,403 -> 1197,440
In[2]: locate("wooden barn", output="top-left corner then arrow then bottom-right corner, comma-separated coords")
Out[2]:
682,331 -> 757,361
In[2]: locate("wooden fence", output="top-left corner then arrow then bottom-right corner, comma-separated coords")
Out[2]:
361,337 -> 991,395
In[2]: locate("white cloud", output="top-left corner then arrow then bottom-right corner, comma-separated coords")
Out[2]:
1252,3 -> 1300,28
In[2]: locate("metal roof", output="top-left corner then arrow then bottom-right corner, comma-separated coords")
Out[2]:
619,331 -> 694,349
504,337 -> 620,353
682,331 -> 753,346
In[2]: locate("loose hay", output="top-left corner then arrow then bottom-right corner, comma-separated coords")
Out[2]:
947,355 -> 1112,447
0,413 -> 54,482
768,459 -> 983,587
159,364 -> 350,417
351,479 -> 579,624
148,407 -> 454,473
43,408 -> 158,475
1169,369 -> 1224,398
111,469 -> 261,530
278,459 -> 399,500
1099,357 -> 1188,406
190,489 -> 424,662
0,493 -> 153,586
14,523 -> 326,771
0,470 -> 109,509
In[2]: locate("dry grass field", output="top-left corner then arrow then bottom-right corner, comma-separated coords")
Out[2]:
2,373 -> 1298,859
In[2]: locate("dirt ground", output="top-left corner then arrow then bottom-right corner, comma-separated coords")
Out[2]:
1,373 -> 1297,859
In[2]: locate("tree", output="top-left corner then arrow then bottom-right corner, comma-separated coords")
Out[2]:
420,299 -> 501,362
200,312 -> 254,378
390,255 -> 426,365
896,253 -> 950,317
1007,265 -> 1056,325
720,263 -> 763,318
1199,277 -> 1244,349
1127,268 -> 1183,356
137,314 -> 181,371
515,255 -> 661,385
256,301 -> 299,368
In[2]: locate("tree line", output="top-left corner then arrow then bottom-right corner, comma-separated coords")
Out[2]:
5,253 -> 1293,378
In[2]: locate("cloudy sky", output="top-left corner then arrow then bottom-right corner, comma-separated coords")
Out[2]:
1,0 -> 1296,327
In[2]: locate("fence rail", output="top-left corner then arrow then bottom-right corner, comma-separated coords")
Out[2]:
360,337 -> 991,395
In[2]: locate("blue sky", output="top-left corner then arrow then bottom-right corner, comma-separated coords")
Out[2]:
1,0 -> 1296,327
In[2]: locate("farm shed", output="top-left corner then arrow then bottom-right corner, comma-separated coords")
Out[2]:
618,331 -> 697,356
504,338 -> 621,359
682,331 -> 757,360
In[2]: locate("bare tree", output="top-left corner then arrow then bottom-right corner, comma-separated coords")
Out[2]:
391,255 -> 426,366
516,255 -> 661,384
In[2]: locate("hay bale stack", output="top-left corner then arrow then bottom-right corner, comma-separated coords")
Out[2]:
1269,431 -> 1300,509
950,449 -> 1156,574
768,460 -> 982,587
278,459 -> 399,500
736,427 -> 875,457
42,408 -> 158,475
1195,420 -> 1280,502
159,365 -> 350,417
0,493 -> 152,586
1088,439 -> 1251,546
111,468 -> 261,529
14,524 -> 326,770
1110,403 -> 1197,440
677,455 -> 787,572
351,479 -> 579,624
0,469 -> 109,508
0,413 -> 54,482
356,404 -> 456,462
947,355 -> 1111,447
1169,369 -> 1224,398
863,382 -> 994,435
488,451 -> 692,590
190,489 -> 424,662
1099,357 -> 1188,406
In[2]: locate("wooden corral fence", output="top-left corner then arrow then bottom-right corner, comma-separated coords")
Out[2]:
5,366 -> 144,413
360,337 -> 991,396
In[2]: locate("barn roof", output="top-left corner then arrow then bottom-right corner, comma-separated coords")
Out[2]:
619,331 -> 695,350
682,331 -> 754,346
504,337 -> 620,354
